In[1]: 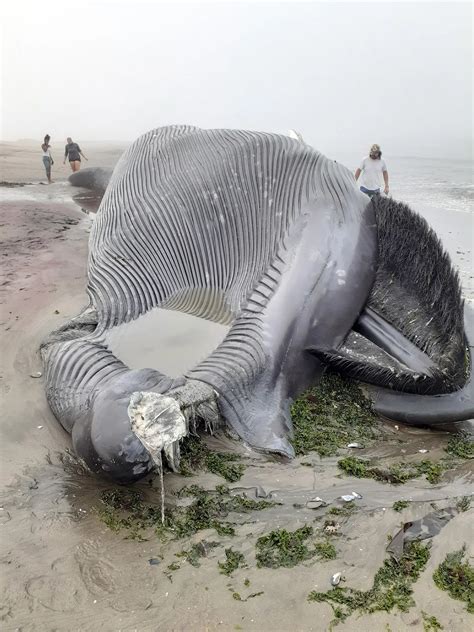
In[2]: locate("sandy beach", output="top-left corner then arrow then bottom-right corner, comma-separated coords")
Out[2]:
0,144 -> 473,631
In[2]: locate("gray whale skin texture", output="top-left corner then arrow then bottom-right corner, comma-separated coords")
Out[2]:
42,126 -> 474,483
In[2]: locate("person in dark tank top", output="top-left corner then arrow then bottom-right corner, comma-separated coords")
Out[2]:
64,137 -> 88,172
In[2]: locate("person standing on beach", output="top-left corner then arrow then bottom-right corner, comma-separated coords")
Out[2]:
64,137 -> 88,172
41,134 -> 54,184
354,144 -> 389,197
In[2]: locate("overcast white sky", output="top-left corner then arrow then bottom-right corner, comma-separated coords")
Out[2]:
1,0 -> 472,158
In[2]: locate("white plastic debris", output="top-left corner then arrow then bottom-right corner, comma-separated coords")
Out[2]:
347,442 -> 364,449
341,491 -> 362,502
37,425 -> 43,429
331,572 -> 342,586
30,372 -> 42,378
418,449 -> 429,454
341,495 -> 355,502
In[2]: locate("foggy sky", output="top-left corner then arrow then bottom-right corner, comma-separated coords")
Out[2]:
1,1 -> 472,159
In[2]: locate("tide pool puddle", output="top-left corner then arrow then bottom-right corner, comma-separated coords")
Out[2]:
104,307 -> 230,377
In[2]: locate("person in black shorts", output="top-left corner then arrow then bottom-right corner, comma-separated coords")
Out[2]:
64,137 -> 88,172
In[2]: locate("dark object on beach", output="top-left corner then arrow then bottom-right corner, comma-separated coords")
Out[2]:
41,126 -> 473,483
386,508 -> 457,561
148,558 -> 161,566
69,167 -> 113,194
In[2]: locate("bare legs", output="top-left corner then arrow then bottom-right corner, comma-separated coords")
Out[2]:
70,160 -> 81,172
43,158 -> 52,184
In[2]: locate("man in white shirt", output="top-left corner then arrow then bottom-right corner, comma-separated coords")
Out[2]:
354,144 -> 389,197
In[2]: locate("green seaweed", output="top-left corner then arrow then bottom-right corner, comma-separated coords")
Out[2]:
455,496 -> 471,512
168,485 -> 275,539
308,541 -> 431,625
328,502 -> 358,517
392,500 -> 410,512
176,541 -> 219,567
256,525 -> 316,568
98,484 -> 274,540
218,548 -> 247,575
433,546 -> 474,613
291,373 -> 380,457
445,434 -> 474,459
338,457 -> 445,485
314,540 -> 337,560
230,589 -> 264,602
422,611 -> 443,631
98,489 -> 162,540
179,436 -> 246,482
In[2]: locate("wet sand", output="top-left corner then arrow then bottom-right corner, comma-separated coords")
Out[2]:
0,148 -> 473,631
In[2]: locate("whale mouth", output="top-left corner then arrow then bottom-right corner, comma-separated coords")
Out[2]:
306,195 -> 473,429
309,195 -> 468,394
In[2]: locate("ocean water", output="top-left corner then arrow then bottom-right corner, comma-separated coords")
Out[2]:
335,153 -> 473,214
335,153 -> 473,302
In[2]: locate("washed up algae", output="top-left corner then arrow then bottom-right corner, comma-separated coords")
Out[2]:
328,501 -> 358,517
432,546 -> 474,613
338,456 -> 445,484
422,612 -> 444,631
179,436 -> 246,482
392,500 -> 410,512
290,373 -> 380,457
176,540 -> 220,567
98,484 -> 275,540
218,548 -> 247,575
308,541 -> 431,625
255,525 -> 336,569
445,434 -> 474,459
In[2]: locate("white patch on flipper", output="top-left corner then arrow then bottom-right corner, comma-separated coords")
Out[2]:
128,392 -> 187,471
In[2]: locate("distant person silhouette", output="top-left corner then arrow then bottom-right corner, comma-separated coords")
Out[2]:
64,137 -> 88,172
355,144 -> 389,198
41,134 -> 54,184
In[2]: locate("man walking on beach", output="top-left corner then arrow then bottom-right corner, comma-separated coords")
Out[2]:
355,144 -> 389,197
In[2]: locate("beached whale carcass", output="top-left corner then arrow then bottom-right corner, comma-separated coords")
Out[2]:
41,126 -> 473,482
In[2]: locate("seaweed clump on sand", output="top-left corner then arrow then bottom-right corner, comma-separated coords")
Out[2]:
255,525 -> 336,568
308,541 -> 431,625
445,434 -> 474,460
179,436 -> 246,482
290,373 -> 380,457
421,611 -> 444,631
218,548 -> 247,575
392,500 -> 410,512
337,456 -> 444,484
432,546 -> 474,613
328,501 -> 358,518
455,496 -> 471,512
98,484 -> 275,540
98,489 -> 162,540
176,540 -> 220,567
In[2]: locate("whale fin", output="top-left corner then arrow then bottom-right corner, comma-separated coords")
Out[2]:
68,167 -> 113,193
